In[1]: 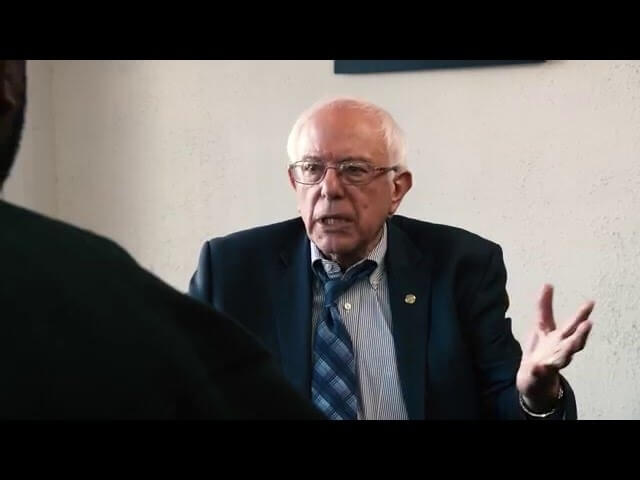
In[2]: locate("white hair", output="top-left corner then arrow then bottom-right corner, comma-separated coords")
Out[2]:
286,96 -> 407,169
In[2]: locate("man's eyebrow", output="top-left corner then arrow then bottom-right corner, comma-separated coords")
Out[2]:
299,155 -> 373,163
300,155 -> 322,162
340,156 -> 373,163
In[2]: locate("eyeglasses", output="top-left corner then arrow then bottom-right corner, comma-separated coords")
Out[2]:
289,159 -> 399,186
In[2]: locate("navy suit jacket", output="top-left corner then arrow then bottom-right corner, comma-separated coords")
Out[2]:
189,215 -> 577,419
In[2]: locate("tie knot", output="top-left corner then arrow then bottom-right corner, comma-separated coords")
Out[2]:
314,259 -> 377,306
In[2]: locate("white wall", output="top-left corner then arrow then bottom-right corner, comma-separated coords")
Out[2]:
8,60 -> 640,419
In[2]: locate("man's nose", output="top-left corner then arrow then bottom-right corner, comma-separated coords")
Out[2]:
320,166 -> 345,199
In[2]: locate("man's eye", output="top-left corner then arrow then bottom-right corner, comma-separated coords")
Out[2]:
302,163 -> 322,172
343,164 -> 368,175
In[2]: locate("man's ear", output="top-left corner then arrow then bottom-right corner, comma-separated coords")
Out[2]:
389,170 -> 412,216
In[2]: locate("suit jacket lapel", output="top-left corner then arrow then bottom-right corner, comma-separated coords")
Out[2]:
386,219 -> 433,420
274,222 -> 313,399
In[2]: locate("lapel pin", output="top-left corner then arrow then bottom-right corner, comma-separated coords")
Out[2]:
404,294 -> 416,304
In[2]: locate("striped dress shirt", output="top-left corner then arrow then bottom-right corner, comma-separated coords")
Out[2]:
310,224 -> 408,420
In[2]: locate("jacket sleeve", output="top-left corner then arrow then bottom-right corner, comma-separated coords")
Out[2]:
467,244 -> 577,419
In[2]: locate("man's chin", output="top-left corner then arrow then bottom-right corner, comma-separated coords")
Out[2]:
313,238 -> 357,259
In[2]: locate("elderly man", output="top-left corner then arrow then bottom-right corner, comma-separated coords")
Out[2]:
0,60 -> 323,420
189,97 -> 594,420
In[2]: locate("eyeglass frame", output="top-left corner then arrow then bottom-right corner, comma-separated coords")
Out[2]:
288,157 -> 400,186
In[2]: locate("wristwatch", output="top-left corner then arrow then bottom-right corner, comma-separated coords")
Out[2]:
519,384 -> 565,418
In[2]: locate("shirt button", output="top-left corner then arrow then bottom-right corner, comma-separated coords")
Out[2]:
344,302 -> 352,310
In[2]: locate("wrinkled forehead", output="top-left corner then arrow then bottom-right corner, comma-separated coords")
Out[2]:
296,106 -> 388,164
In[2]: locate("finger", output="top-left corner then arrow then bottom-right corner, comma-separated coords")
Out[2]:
537,284 -> 556,334
551,322 -> 593,369
546,344 -> 572,370
525,329 -> 540,354
566,320 -> 593,353
550,354 -> 571,370
560,301 -> 595,339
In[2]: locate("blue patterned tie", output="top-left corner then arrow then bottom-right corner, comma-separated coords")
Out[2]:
311,259 -> 377,420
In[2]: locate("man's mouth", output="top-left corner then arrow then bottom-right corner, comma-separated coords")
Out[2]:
317,215 -> 352,226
